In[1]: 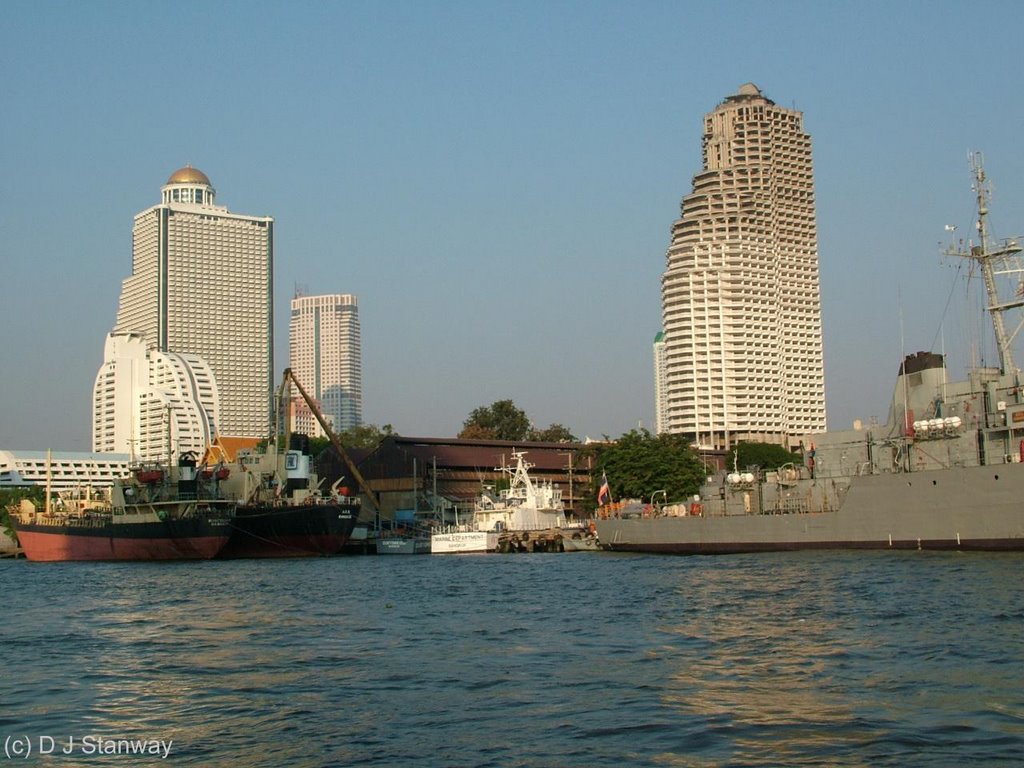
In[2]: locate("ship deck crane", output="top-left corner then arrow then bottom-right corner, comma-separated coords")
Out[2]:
278,368 -> 380,515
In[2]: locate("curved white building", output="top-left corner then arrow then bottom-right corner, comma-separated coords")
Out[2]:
93,332 -> 221,462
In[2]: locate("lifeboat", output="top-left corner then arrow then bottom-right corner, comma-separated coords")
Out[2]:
135,468 -> 164,484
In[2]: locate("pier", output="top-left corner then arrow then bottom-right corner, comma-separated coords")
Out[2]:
496,528 -> 574,553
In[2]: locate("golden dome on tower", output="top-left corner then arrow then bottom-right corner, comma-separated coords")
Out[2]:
166,165 -> 211,186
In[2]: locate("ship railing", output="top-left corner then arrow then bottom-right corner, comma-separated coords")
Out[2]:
296,493 -> 359,506
776,497 -> 810,515
854,461 -> 874,476
331,494 -> 360,505
29,512 -> 113,528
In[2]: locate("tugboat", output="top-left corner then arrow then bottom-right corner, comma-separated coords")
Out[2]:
9,453 -> 235,562
431,450 -> 566,554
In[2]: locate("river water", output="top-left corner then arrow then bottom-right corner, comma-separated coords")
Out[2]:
1,551 -> 1022,766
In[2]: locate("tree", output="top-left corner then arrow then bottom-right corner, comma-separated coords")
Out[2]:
731,441 -> 799,472
459,400 -> 531,441
458,423 -> 497,440
281,424 -> 394,457
528,423 -> 577,443
583,429 -> 705,511
308,436 -> 332,457
0,487 -> 43,542
333,423 -> 394,450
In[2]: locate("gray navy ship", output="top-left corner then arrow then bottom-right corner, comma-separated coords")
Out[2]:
598,157 -> 1024,553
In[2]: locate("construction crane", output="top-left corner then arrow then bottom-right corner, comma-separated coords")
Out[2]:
278,368 -> 380,514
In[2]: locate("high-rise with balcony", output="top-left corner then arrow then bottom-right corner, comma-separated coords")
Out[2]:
289,293 -> 362,435
93,331 -> 222,461
658,83 -> 826,449
107,166 -> 274,441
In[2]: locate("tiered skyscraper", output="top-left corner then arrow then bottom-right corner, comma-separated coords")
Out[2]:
658,84 -> 826,449
94,166 -> 274,457
289,293 -> 363,435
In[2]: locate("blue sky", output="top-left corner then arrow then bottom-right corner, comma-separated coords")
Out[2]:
3,1 -> 1024,450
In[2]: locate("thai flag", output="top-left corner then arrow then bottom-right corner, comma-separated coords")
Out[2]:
598,473 -> 611,505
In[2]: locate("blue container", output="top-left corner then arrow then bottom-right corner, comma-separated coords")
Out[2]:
394,509 -> 416,524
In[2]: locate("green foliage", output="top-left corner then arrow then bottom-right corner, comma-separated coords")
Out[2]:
282,425 -> 394,457
459,400 -> 531,441
459,423 -> 496,440
307,436 -> 332,457
731,441 -> 799,472
527,423 -> 578,443
0,488 -> 44,508
0,511 -> 12,543
0,487 -> 44,542
584,429 -> 705,510
459,401 -> 577,443
333,423 -> 395,450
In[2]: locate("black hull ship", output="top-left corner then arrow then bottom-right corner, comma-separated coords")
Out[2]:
220,501 -> 359,558
213,436 -> 361,558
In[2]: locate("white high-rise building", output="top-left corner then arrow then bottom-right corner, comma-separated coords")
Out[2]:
653,331 -> 668,435
111,166 -> 273,439
659,84 -> 826,449
92,332 -> 221,462
289,293 -> 363,435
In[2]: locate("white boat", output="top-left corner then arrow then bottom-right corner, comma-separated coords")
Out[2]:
560,531 -> 602,552
431,450 -> 568,554
473,450 -> 566,532
376,532 -> 431,554
430,527 -> 499,554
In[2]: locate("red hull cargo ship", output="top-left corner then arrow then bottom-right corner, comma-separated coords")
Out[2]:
14,515 -> 231,561
10,456 -> 235,562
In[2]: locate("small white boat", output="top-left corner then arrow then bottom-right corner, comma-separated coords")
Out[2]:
376,534 -> 431,555
560,531 -> 602,552
430,527 -> 499,554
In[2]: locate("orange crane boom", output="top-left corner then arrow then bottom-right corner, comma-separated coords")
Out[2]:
281,368 -> 380,514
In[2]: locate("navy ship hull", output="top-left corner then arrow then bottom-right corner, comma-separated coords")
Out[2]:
597,465 -> 1024,554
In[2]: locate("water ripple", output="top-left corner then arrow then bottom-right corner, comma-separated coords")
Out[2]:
1,552 -> 1023,765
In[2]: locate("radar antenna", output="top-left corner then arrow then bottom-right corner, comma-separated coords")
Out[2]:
944,153 -> 1024,374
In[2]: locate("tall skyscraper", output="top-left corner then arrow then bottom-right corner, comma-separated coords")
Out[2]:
110,166 -> 274,440
289,293 -> 363,435
658,84 -> 826,449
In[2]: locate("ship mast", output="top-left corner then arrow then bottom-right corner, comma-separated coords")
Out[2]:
946,154 -> 1024,374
